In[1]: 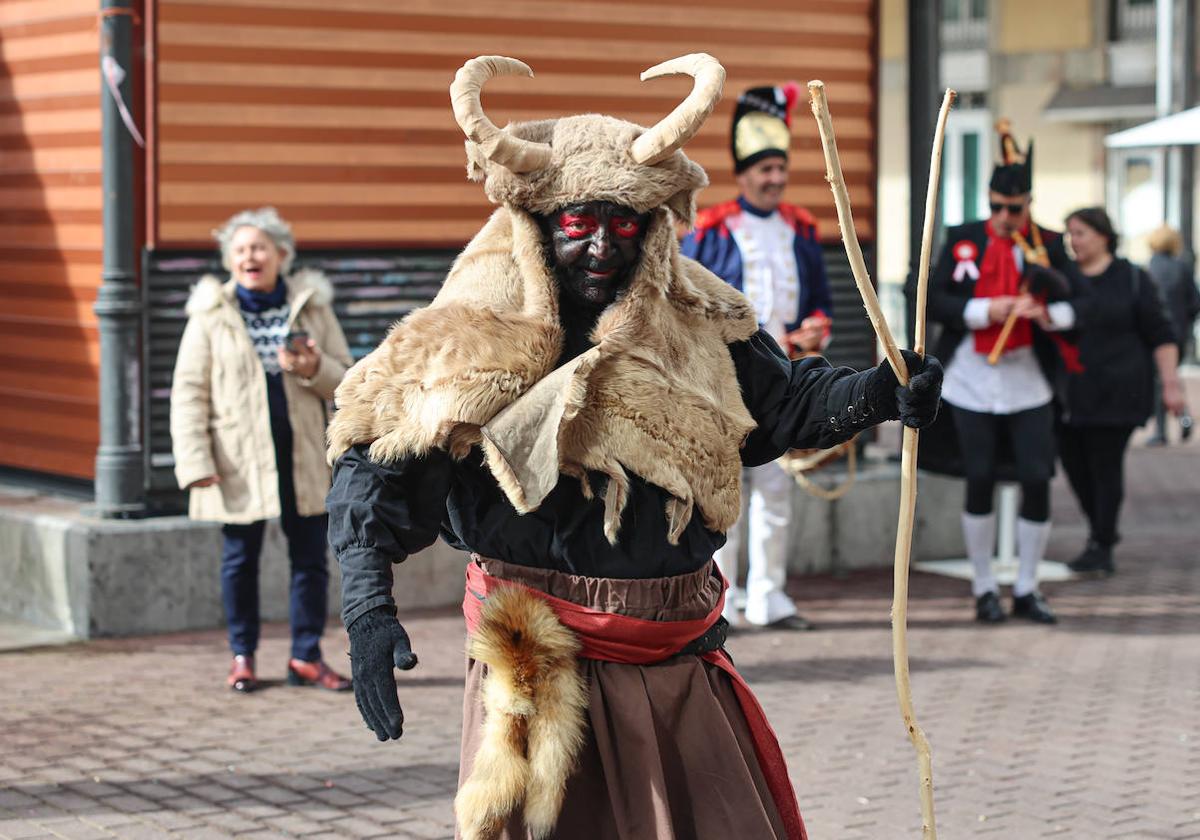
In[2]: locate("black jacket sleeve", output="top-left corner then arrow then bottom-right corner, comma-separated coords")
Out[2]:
1135,266 -> 1179,349
1027,232 -> 1075,302
731,329 -> 900,466
326,444 -> 453,628
927,234 -> 970,331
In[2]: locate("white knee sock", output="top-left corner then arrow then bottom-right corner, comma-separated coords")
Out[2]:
1014,518 -> 1051,598
963,512 -> 998,597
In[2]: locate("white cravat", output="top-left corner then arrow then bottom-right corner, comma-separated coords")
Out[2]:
729,211 -> 800,345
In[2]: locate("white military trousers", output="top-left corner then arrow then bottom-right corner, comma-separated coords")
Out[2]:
714,461 -> 798,626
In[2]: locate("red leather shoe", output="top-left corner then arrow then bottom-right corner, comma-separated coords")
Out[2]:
227,654 -> 257,693
286,658 -> 351,691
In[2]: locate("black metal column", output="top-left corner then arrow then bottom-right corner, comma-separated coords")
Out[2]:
1180,0 -> 1196,256
94,0 -> 145,516
905,0 -> 942,346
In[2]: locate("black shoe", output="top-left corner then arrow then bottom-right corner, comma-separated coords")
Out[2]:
1181,413 -> 1194,441
974,591 -> 1006,624
1069,539 -> 1099,567
1011,591 -> 1058,624
1068,542 -> 1114,576
763,614 -> 816,632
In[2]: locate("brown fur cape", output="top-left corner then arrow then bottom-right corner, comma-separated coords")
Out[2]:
327,114 -> 760,541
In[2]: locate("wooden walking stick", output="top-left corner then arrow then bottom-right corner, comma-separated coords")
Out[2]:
809,80 -> 954,840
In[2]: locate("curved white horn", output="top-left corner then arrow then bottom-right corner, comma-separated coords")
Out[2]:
450,56 -> 552,173
630,53 -> 726,166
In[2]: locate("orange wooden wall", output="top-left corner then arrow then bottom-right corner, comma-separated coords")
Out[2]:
0,0 -> 876,480
154,0 -> 877,248
0,0 -> 106,479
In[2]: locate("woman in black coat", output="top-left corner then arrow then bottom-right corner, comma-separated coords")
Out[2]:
1046,208 -> 1183,574
1145,224 -> 1198,444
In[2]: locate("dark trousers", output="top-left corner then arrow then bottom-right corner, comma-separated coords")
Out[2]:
1056,424 -> 1135,547
949,403 -> 1054,522
221,415 -> 329,663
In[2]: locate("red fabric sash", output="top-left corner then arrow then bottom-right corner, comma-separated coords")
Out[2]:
462,561 -> 808,840
973,220 -> 1032,356
1050,332 -> 1084,374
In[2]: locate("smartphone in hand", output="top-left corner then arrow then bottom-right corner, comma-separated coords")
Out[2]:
285,330 -> 309,352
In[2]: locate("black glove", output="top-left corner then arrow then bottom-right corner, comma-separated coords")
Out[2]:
346,607 -> 418,742
873,350 -> 943,429
1024,263 -> 1070,300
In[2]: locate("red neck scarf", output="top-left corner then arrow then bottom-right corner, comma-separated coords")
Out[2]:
973,220 -> 1031,356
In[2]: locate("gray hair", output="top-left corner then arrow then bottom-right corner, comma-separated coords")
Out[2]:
213,206 -> 296,275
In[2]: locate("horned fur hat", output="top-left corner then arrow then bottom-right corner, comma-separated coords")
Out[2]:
450,54 -> 724,224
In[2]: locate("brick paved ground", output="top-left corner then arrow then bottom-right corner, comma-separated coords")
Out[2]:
3,413 -> 1199,839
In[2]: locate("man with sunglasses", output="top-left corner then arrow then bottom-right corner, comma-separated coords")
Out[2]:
927,122 -> 1083,626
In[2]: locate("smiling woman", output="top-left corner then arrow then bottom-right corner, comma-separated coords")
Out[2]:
170,206 -> 355,695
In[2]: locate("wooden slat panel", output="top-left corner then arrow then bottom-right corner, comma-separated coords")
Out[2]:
0,107 -> 101,135
156,0 -> 878,247
0,326 -> 102,367
0,70 -> 96,101
167,0 -> 871,35
0,147 -> 103,172
0,265 -> 103,291
0,224 -> 103,248
0,440 -> 96,480
0,1 -> 95,26
0,296 -> 98,324
0,30 -> 97,63
0,5 -> 103,478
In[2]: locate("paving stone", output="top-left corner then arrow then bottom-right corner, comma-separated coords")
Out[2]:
31,819 -> 114,840
0,820 -> 53,840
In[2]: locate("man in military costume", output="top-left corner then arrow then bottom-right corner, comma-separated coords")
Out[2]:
681,83 -> 833,631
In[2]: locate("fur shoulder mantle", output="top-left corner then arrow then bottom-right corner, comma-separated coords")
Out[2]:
328,206 -> 759,541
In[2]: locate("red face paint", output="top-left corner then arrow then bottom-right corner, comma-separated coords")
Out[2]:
610,217 -> 642,239
557,213 -> 599,240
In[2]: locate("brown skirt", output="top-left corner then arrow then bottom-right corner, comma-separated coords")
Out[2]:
457,557 -> 790,840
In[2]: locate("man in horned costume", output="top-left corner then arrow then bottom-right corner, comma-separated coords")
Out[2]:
927,120 -> 1082,626
682,83 -> 832,632
326,55 -> 942,840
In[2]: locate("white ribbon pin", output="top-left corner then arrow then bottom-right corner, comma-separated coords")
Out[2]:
950,240 -> 979,283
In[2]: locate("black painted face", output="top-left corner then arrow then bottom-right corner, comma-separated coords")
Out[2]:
542,201 -> 650,308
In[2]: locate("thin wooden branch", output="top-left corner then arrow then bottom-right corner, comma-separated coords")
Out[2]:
893,87 -> 955,840
912,91 -> 954,358
807,80 -> 908,385
986,306 -> 1022,365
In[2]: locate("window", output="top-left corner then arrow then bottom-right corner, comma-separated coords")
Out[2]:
1107,148 -> 1164,264
1113,0 -> 1156,41
942,0 -> 988,48
961,133 -> 981,223
941,0 -> 987,22
941,111 -> 992,226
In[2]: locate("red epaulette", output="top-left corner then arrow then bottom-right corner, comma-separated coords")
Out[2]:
778,203 -> 819,240
692,199 -> 741,239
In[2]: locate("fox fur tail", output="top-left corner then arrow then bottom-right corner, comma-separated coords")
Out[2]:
455,586 -> 588,840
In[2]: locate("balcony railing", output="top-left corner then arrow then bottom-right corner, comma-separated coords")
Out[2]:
942,16 -> 989,49
1115,0 -> 1156,41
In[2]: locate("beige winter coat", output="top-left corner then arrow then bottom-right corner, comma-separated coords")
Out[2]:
171,269 -> 352,524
